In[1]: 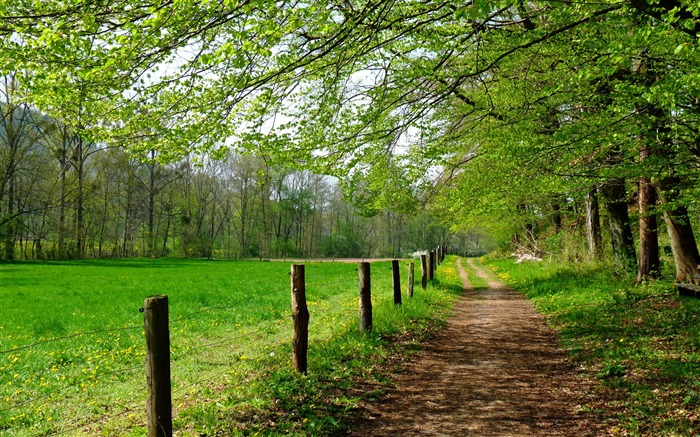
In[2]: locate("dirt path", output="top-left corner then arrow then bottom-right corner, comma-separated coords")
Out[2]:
349,258 -> 600,436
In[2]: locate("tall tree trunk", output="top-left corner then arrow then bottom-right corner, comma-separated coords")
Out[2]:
637,143 -> 660,281
97,181 -> 109,258
208,202 -> 216,259
585,187 -> 603,260
634,66 -> 661,281
3,169 -> 15,260
600,178 -> 637,273
161,203 -> 172,257
148,159 -> 156,257
57,126 -> 69,259
657,175 -> 700,284
122,182 -> 132,258
75,136 -> 85,259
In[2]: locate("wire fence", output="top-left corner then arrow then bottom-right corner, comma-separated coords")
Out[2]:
0,324 -> 143,356
0,251 -> 445,436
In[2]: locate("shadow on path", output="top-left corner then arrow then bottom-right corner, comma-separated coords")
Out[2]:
348,258 -> 600,436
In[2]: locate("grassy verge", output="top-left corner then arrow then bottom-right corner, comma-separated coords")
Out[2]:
486,257 -> 700,436
0,257 -> 462,436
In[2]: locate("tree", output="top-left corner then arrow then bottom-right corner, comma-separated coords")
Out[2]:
3,0 -> 700,278
0,75 -> 50,259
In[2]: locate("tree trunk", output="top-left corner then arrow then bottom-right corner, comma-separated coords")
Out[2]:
122,180 -> 132,258
57,126 -> 69,260
3,169 -> 15,260
75,136 -> 85,259
600,178 -> 637,273
585,187 -> 603,260
161,202 -> 172,257
637,143 -> 660,282
97,182 -> 109,258
148,154 -> 157,257
656,175 -> 700,284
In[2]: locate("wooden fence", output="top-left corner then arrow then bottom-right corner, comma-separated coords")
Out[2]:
143,254 -> 444,437
1,247 -> 447,437
142,249 -> 446,436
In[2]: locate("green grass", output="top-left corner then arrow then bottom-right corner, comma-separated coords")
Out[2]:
0,257 -> 463,436
486,257 -> 700,436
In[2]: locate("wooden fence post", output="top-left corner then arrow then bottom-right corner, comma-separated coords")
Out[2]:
392,259 -> 402,305
358,262 -> 372,333
144,295 -> 173,437
427,251 -> 434,281
407,261 -> 415,297
420,254 -> 428,289
291,264 -> 309,373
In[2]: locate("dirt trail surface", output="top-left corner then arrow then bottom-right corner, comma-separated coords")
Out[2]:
349,258 -> 600,436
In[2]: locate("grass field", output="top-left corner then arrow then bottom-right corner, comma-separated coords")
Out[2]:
487,257 -> 700,436
0,257 -> 463,436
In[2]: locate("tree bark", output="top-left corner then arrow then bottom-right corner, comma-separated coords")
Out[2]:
3,165 -> 15,260
656,175 -> 700,284
147,151 -> 157,257
57,126 -> 69,260
637,143 -> 660,282
600,178 -> 637,273
585,187 -> 603,260
75,136 -> 85,259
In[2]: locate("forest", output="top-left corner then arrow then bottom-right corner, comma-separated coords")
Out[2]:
0,0 -> 699,283
0,101 -> 457,261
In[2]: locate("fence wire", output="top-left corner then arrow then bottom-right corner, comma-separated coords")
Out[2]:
0,324 -> 142,356
171,317 -> 286,362
2,260 -> 409,435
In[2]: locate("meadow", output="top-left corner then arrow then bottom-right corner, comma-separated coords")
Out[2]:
0,257 -> 463,436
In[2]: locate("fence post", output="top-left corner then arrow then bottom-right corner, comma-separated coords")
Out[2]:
358,262 -> 372,333
291,264 -> 309,373
408,261 -> 415,297
144,295 -> 173,437
427,251 -> 434,281
392,259 -> 402,305
420,254 -> 428,289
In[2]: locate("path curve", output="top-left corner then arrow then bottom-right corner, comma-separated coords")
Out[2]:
349,258 -> 599,436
